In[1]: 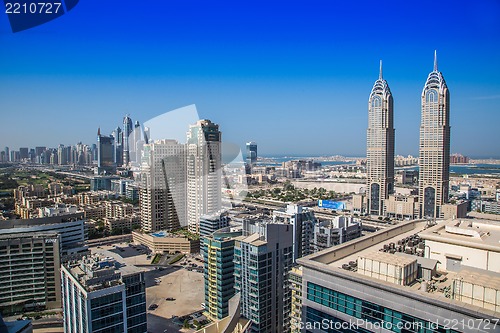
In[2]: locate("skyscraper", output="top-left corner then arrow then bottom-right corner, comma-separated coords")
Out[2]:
123,115 -> 133,166
140,139 -> 187,232
187,120 -> 222,234
246,141 -> 257,166
419,51 -> 450,219
366,61 -> 395,216
97,128 -> 116,175
112,126 -> 123,167
234,222 -> 294,332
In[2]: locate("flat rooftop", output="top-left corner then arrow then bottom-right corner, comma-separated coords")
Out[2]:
298,219 -> 500,317
419,218 -> 500,251
329,220 -> 429,269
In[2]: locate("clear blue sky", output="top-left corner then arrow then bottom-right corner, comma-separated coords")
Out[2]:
1,0 -> 499,158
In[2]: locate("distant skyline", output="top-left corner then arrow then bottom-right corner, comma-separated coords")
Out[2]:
1,1 -> 499,158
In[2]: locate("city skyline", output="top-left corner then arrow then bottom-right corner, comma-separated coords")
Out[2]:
1,1 -> 499,157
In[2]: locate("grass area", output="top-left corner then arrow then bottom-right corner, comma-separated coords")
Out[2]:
151,253 -> 161,264
168,253 -> 185,264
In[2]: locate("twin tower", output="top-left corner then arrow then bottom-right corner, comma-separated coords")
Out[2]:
366,51 -> 450,219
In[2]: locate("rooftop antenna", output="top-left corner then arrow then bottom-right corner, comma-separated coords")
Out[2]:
434,50 -> 438,72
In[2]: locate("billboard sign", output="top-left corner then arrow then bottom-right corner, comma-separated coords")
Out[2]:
318,200 -> 345,210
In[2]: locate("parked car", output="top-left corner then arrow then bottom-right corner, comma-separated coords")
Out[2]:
148,304 -> 158,310
165,297 -> 175,301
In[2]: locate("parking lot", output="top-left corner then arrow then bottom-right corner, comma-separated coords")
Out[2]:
90,243 -> 207,333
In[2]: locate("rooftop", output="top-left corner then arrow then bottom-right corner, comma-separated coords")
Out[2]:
298,219 -> 500,317
419,218 -> 500,251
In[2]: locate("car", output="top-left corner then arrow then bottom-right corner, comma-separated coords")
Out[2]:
148,304 -> 158,310
201,303 -> 206,309
165,297 -> 175,301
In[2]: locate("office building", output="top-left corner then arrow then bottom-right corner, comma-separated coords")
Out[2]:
203,227 -> 242,320
234,222 -> 294,332
123,115 -> 133,166
140,139 -> 187,232
272,204 -> 316,261
246,142 -> 257,167
297,219 -> 498,333
112,126 -> 123,167
199,211 -> 230,237
4,147 -> 9,162
0,233 -> 61,316
61,251 -> 147,333
0,213 -> 86,256
366,61 -> 395,216
187,120 -> 222,233
96,128 -> 116,175
19,147 -> 29,160
313,216 -> 362,252
419,51 -> 451,218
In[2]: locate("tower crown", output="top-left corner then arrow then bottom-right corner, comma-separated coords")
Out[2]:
370,61 -> 391,100
422,51 -> 447,96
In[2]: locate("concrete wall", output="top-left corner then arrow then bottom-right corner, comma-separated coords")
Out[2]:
426,240 -> 500,273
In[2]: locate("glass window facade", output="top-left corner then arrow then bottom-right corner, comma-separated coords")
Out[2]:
306,282 -> 460,333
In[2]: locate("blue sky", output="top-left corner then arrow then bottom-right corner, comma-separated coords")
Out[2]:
1,0 -> 499,158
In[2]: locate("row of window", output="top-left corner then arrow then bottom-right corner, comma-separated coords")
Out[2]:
307,282 -> 461,333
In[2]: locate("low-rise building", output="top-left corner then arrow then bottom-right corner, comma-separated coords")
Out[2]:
385,194 -> 419,220
132,230 -> 199,254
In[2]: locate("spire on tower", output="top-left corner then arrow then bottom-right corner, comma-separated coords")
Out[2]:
434,50 -> 438,72
379,60 -> 383,80
97,127 -> 101,136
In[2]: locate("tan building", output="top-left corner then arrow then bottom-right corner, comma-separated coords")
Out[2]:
419,52 -> 451,219
384,194 -> 419,220
352,193 -> 366,215
81,204 -> 106,220
441,200 -> 468,219
132,231 -> 199,254
104,215 -> 141,232
366,61 -> 395,216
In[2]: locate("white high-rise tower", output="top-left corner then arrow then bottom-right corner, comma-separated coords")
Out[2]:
186,120 -> 222,233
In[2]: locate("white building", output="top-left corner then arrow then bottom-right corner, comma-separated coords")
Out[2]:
187,120 -> 222,234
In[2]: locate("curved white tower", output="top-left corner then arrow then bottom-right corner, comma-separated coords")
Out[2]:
366,60 -> 395,216
419,51 -> 450,218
